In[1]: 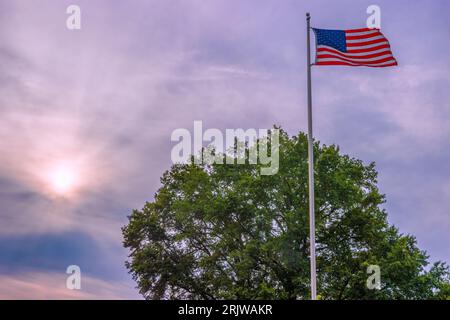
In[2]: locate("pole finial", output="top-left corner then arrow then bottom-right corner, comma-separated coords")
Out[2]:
306,12 -> 310,20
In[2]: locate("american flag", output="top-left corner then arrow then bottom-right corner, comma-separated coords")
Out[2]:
313,27 -> 397,67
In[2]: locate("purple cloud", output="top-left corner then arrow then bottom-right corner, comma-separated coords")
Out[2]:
0,0 -> 449,298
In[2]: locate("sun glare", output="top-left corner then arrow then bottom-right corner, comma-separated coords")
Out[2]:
50,166 -> 76,195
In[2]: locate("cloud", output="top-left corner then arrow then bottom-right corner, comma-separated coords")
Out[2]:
0,271 -> 140,299
0,0 -> 302,240
0,0 -> 449,299
312,62 -> 450,160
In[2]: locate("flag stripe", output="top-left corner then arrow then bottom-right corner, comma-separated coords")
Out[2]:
317,46 -> 393,59
316,60 -> 397,67
346,44 -> 391,53
346,37 -> 387,47
345,32 -> 382,40
347,41 -> 390,51
316,54 -> 395,65
346,35 -> 385,44
344,29 -> 380,37
344,27 -> 374,33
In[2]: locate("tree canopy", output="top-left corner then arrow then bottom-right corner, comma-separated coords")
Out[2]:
122,129 -> 449,299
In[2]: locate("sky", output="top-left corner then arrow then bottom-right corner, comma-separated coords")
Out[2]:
0,0 -> 449,299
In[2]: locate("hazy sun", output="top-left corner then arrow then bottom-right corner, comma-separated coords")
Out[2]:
49,166 -> 76,195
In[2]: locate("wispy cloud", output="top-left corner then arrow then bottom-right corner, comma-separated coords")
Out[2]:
0,0 -> 449,298
0,271 -> 140,300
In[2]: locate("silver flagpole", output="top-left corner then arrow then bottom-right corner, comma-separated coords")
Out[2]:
306,12 -> 317,300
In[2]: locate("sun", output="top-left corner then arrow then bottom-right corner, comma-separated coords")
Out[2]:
50,166 -> 76,195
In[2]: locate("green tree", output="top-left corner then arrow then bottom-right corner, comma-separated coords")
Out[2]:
122,129 -> 449,299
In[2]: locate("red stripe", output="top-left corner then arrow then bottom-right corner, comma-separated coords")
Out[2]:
345,28 -> 379,33
346,37 -> 387,47
317,47 -> 393,60
317,54 -> 396,65
347,44 -> 391,53
345,32 -> 381,40
315,61 -> 397,67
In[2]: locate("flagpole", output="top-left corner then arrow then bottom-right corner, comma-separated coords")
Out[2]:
306,12 -> 317,300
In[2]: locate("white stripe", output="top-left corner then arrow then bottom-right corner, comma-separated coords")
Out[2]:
345,29 -> 380,37
317,45 -> 391,57
317,58 -> 396,66
346,34 -> 385,44
346,41 -> 389,51
317,52 -> 394,63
